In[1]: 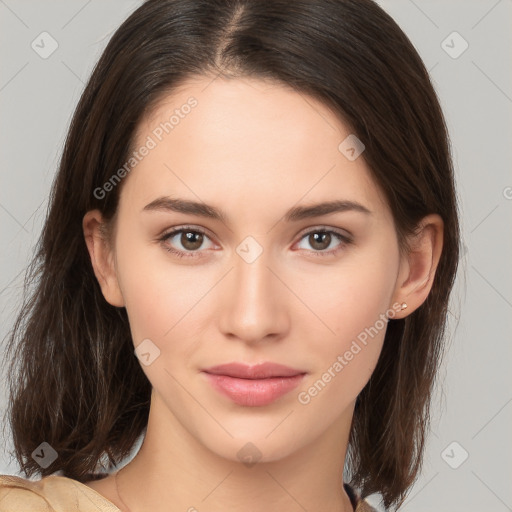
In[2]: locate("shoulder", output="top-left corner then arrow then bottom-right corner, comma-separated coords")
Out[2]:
0,474 -> 121,512
0,474 -> 54,511
344,482 -> 388,512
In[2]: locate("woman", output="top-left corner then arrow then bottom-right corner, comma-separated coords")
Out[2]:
0,0 -> 460,511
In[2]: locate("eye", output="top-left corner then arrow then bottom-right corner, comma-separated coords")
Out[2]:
159,225 -> 353,260
295,228 -> 352,257
159,226 -> 215,258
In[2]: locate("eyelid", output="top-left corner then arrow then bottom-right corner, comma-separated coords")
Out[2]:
295,224 -> 353,241
159,224 -> 215,240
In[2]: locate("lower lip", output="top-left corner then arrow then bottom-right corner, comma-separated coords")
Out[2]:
202,372 -> 306,407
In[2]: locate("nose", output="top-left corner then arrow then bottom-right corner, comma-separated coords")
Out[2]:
217,246 -> 289,345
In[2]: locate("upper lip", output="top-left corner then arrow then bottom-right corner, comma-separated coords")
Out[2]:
203,362 -> 306,379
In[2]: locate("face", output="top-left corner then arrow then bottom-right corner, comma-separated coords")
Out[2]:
91,76 -> 408,463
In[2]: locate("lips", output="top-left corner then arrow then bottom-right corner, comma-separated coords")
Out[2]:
203,362 -> 305,379
201,362 -> 307,407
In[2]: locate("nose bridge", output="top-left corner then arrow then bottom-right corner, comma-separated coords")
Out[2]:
218,237 -> 287,341
235,245 -> 273,301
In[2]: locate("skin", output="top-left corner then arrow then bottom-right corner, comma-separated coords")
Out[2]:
82,75 -> 443,512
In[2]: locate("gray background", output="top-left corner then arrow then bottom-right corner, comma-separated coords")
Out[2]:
1,1 -> 511,511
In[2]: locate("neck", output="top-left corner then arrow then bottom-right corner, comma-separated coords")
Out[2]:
113,390 -> 355,512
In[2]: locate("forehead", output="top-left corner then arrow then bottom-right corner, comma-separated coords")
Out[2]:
137,76 -> 341,152
122,75 -> 390,222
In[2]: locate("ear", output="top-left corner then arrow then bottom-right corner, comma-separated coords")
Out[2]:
390,214 -> 444,319
83,209 -> 125,307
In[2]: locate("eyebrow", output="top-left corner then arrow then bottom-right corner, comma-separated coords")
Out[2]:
142,197 -> 372,223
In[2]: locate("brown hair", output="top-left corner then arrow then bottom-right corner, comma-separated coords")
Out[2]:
2,0 -> 460,509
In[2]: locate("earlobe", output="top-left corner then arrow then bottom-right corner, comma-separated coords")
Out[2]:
82,210 -> 125,307
391,214 -> 444,318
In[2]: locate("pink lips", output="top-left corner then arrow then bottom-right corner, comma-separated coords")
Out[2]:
202,362 -> 306,407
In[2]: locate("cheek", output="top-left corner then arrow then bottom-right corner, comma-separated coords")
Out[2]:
293,249 -> 398,399
114,233 -> 212,346
115,247 -> 215,391
295,296 -> 391,415
298,251 -> 397,340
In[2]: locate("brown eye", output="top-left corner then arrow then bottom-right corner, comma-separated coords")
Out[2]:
160,227 -> 215,258
180,231 -> 204,251
308,232 -> 332,251
296,228 -> 352,257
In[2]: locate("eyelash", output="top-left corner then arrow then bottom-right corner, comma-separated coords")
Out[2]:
158,225 -> 353,259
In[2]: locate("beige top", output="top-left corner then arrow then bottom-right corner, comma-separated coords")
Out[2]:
0,474 -> 380,511
0,475 -> 121,512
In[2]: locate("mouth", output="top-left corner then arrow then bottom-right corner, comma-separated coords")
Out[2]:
202,361 -> 305,379
201,362 -> 307,407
